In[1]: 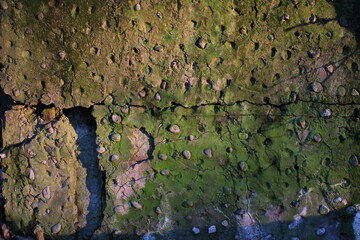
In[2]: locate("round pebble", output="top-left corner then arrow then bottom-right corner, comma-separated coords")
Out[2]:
182,150 -> 191,159
42,186 -> 51,200
227,147 -> 233,153
238,161 -> 248,171
333,197 -> 342,203
113,230 -> 122,236
320,108 -> 332,117
290,92 -> 297,102
208,225 -> 217,234
349,155 -> 359,166
96,146 -> 106,153
155,206 -> 162,214
0,153 -> 6,159
15,2 -> 23,9
192,227 -> 200,235
310,82 -> 323,93
337,86 -> 346,97
158,153 -> 167,160
203,148 -> 212,158
51,223 -> 62,234
25,28 -> 32,35
114,205 -> 127,215
110,133 -> 121,142
111,114 -> 122,124
315,227 -> 326,236
121,105 -> 129,114
313,134 -> 322,143
110,155 -> 119,162
169,125 -> 180,134
188,135 -> 195,141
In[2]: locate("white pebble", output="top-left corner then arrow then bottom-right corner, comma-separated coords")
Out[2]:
208,225 -> 216,234
192,227 -> 200,235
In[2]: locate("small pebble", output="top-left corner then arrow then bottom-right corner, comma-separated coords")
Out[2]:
110,133 -> 121,142
0,153 -> 6,159
315,227 -> 326,236
299,119 -> 306,129
156,12 -> 162,18
349,155 -> 359,166
42,186 -> 51,200
192,227 -> 200,235
313,134 -> 322,143
182,150 -> 191,159
169,125 -> 180,134
238,161 -> 248,171
51,223 -> 61,234
310,14 -> 317,23
28,169 -> 35,180
196,38 -> 207,49
155,206 -> 162,214
227,147 -> 233,153
154,93 -> 161,101
351,88 -> 359,96
15,2 -> 23,9
221,220 -> 229,227
130,200 -> 142,209
0,1 -> 8,10
138,90 -> 146,98
282,14 -> 290,21
185,215 -> 193,221
96,146 -> 106,153
40,63 -> 46,69
134,3 -> 141,11
333,197 -> 342,203
113,230 -> 122,236
158,153 -> 167,160
25,28 -> 32,35
36,12 -> 44,20
208,225 -> 217,234
111,114 -> 122,124
308,49 -> 321,58
290,92 -> 297,102
160,169 -> 170,176
46,209 -> 51,214
325,64 -> 334,73
100,118 -> 107,125
203,148 -> 212,158
58,51 -> 66,59
114,205 -> 126,215
337,86 -> 346,97
188,135 -> 195,141
48,127 -> 54,134
310,81 -> 323,93
121,105 -> 129,114
110,155 -> 119,162
320,108 -> 332,117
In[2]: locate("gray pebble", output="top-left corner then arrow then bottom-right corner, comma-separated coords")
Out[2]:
0,153 -> 6,159
308,49 -> 321,58
192,227 -> 200,234
96,146 -> 106,153
51,223 -> 61,234
138,90 -> 146,98
337,86 -> 346,97
111,114 -> 122,124
333,197 -> 342,203
238,161 -> 248,171
0,1 -> 8,10
188,135 -> 195,141
28,169 -> 35,180
58,51 -> 66,59
313,134 -> 322,143
110,133 -> 121,142
318,204 -> 329,215
320,108 -> 332,117
169,125 -> 180,134
203,148 -> 212,158
325,64 -> 334,73
196,38 -> 207,49
208,225 -> 216,234
315,227 -> 326,236
182,150 -> 191,159
221,220 -> 229,227
351,89 -> 359,96
160,169 -> 170,176
130,200 -> 142,209
158,153 -> 167,160
42,186 -> 51,200
134,3 -> 141,11
110,155 -> 119,162
154,93 -> 161,101
310,81 -> 323,93
349,155 -> 359,166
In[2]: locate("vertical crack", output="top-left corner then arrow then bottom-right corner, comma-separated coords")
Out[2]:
64,107 -> 104,239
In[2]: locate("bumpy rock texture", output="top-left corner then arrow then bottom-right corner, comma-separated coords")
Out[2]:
0,0 -> 359,239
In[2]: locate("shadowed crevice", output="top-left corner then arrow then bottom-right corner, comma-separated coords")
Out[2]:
64,107 -> 104,240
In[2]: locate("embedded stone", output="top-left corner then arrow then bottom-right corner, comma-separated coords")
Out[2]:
318,205 -> 330,215
333,197 -> 342,203
58,51 -> 66,59
208,225 -> 216,234
160,169 -> 170,176
310,14 -> 317,23
110,155 -> 119,162
351,88 -> 359,96
111,114 -> 122,124
130,201 -> 142,209
158,153 -> 167,160
28,169 -> 35,180
96,146 -> 106,153
320,108 -> 332,117
192,227 -> 200,235
155,206 -> 162,214
134,3 -> 141,11
121,105 -> 129,114
188,135 -> 195,141
169,125 -> 180,134
42,186 -> 51,200
0,153 -> 6,159
325,64 -> 334,73
196,37 -> 207,49
349,155 -> 359,166
308,49 -> 321,58
114,205 -> 127,215
238,161 -> 248,171
337,86 -> 346,97
110,133 -> 121,142
203,148 -> 212,158
182,150 -> 191,159
315,227 -> 326,236
313,134 -> 322,143
138,90 -> 146,98
51,223 -> 61,234
221,220 -> 229,227
310,82 -> 323,93
154,93 -> 161,101
36,12 -> 44,20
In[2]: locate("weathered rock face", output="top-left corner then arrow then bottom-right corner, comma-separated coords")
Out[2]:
0,0 -> 359,239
